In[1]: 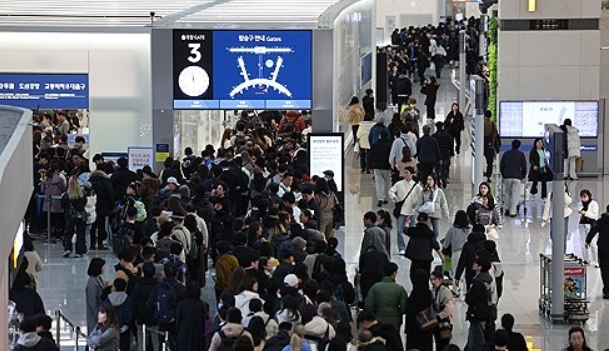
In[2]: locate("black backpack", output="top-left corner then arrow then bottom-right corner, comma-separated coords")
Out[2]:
112,226 -> 134,257
217,329 -> 245,351
154,282 -> 178,326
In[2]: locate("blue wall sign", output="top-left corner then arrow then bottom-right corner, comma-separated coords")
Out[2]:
0,73 -> 89,109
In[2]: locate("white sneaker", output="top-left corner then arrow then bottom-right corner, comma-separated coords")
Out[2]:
398,250 -> 406,255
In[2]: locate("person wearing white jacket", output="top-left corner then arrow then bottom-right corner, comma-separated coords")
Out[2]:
577,189 -> 600,266
416,174 -> 450,239
84,182 -> 97,251
542,183 -> 573,252
356,115 -> 376,173
234,278 -> 265,317
388,166 -> 421,255
562,119 -> 581,180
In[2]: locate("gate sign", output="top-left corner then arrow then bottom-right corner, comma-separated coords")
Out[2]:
128,146 -> 154,171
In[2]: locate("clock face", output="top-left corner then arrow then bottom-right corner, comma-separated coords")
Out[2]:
178,66 -> 210,97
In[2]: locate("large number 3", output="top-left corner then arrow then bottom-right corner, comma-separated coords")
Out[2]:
187,43 -> 201,63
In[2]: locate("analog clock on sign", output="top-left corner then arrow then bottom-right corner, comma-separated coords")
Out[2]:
178,66 -> 210,97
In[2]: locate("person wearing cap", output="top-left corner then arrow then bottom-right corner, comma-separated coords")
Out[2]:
432,121 -> 454,189
110,156 -> 139,202
464,257 -> 494,351
415,124 -> 442,184
368,116 -> 390,147
404,212 -> 443,283
152,176 -> 180,209
369,130 -> 393,207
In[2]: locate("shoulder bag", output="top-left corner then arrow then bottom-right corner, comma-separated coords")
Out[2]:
416,304 -> 439,332
419,188 -> 438,215
393,183 -> 417,218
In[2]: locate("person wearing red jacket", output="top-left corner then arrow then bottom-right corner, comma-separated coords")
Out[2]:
278,110 -> 305,132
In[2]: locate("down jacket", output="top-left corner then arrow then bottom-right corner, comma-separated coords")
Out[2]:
364,276 -> 408,329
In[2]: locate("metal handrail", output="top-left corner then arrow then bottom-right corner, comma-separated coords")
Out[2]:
141,324 -> 170,351
54,310 -> 89,351
37,194 -> 63,243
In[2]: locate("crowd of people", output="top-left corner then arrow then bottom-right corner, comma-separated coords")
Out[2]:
8,18 -> 607,351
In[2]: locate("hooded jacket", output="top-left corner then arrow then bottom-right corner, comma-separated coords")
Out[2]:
304,316 -> 336,341
587,212 -> 609,253
235,290 -> 265,316
89,171 -> 114,216
15,332 -> 57,351
105,291 -> 133,329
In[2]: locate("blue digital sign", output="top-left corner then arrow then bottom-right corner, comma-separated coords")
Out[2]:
213,30 -> 312,109
173,30 -> 312,110
0,73 -> 89,109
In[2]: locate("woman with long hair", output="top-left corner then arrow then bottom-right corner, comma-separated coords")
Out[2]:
284,324 -> 311,351
444,102 -> 465,155
476,194 -> 503,241
63,176 -> 88,258
417,174 -> 449,239
87,305 -> 120,351
529,138 -> 552,200
348,96 -> 365,146
275,295 -> 302,325
467,181 -> 492,224
377,210 -> 393,256
578,189 -> 600,266
314,178 -> 338,239
85,258 -> 108,335
421,75 -> 440,120
220,128 -> 234,150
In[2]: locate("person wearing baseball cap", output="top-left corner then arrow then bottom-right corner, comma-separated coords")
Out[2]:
323,170 -> 338,194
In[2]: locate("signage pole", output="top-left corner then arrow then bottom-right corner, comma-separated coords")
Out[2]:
458,30 -> 467,112
479,14 -> 487,60
471,76 -> 485,190
548,124 -> 566,322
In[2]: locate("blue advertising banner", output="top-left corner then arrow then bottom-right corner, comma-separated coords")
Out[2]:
0,73 -> 89,109
213,30 -> 312,109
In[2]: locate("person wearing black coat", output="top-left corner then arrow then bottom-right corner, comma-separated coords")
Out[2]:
585,208 -> 609,299
111,157 -> 139,202
358,246 -> 390,302
444,103 -> 465,155
262,324 -> 291,351
416,125 -> 442,183
131,263 -> 159,350
89,170 -> 114,250
405,269 -> 434,351
528,138 -> 551,199
421,76 -> 440,120
370,131 -> 393,206
395,73 -> 413,112
432,122 -> 454,188
404,213 -> 442,285
176,282 -> 206,351
455,224 -> 487,292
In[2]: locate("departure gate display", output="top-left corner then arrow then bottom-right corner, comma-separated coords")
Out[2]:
173,30 -> 312,110
499,101 -> 599,138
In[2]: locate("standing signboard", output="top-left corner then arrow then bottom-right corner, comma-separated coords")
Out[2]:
308,133 -> 344,193
127,147 -> 154,171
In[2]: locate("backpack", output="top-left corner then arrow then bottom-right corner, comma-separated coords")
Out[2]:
112,226 -> 134,257
154,282 -> 178,325
332,282 -> 346,302
217,329 -> 245,351
133,199 -> 147,222
187,231 -> 200,261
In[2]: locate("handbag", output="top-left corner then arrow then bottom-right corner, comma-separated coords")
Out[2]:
419,189 -> 438,214
438,321 -> 452,339
354,141 -> 360,154
416,305 -> 439,332
486,226 -> 499,241
393,183 -> 417,218
69,204 -> 88,221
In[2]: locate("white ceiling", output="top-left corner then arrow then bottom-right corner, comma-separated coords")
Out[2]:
0,0 -> 344,27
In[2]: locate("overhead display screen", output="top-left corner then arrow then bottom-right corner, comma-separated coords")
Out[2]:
0,73 -> 89,109
499,101 -> 599,138
173,30 -> 312,110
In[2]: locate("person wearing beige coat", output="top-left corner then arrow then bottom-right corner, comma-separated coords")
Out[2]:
348,96 -> 365,146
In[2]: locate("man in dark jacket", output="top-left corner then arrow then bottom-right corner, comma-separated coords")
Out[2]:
465,257 -> 493,351
132,263 -> 160,351
14,317 -> 58,351
404,212 -> 442,284
368,117 -> 390,147
362,89 -> 375,117
455,224 -> 488,292
357,310 -> 403,351
586,206 -> 609,299
500,139 -> 527,217
483,110 -> 500,182
370,131 -> 393,206
110,157 -> 139,202
432,122 -> 454,188
415,125 -> 441,184
395,73 -> 412,113
89,170 -> 114,250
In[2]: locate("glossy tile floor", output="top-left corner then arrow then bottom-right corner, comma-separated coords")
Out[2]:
33,75 -> 609,350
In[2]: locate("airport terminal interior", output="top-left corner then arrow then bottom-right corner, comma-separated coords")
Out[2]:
1,0 -> 609,351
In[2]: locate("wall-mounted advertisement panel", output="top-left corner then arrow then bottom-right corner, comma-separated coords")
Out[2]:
0,73 -> 89,109
499,100 -> 599,138
173,30 -> 312,110
308,133 -> 344,193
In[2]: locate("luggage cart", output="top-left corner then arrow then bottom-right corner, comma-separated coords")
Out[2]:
539,253 -> 589,323
497,176 -> 529,216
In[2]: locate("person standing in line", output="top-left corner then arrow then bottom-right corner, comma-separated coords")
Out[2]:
500,139 -> 527,218
364,262 -> 408,332
370,131 -> 393,207
348,96 -> 365,146
561,118 -> 582,180
361,212 -> 389,258
585,204 -> 609,299
415,125 -> 442,184
87,305 -> 120,351
421,76 -> 440,121
432,121 -> 454,189
404,269 -> 434,351
388,166 -> 421,255
444,102 -> 465,155
63,176 -> 88,258
395,70 -> 412,113
578,189 -> 600,266
483,110 -> 499,182
357,114 -> 375,174
500,314 -> 529,351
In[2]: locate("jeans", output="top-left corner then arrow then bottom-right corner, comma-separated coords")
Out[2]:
85,223 -> 92,250
550,217 -> 569,253
503,178 -> 522,216
579,224 -> 598,263
430,217 -> 440,240
466,320 -> 486,351
373,169 -> 391,201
